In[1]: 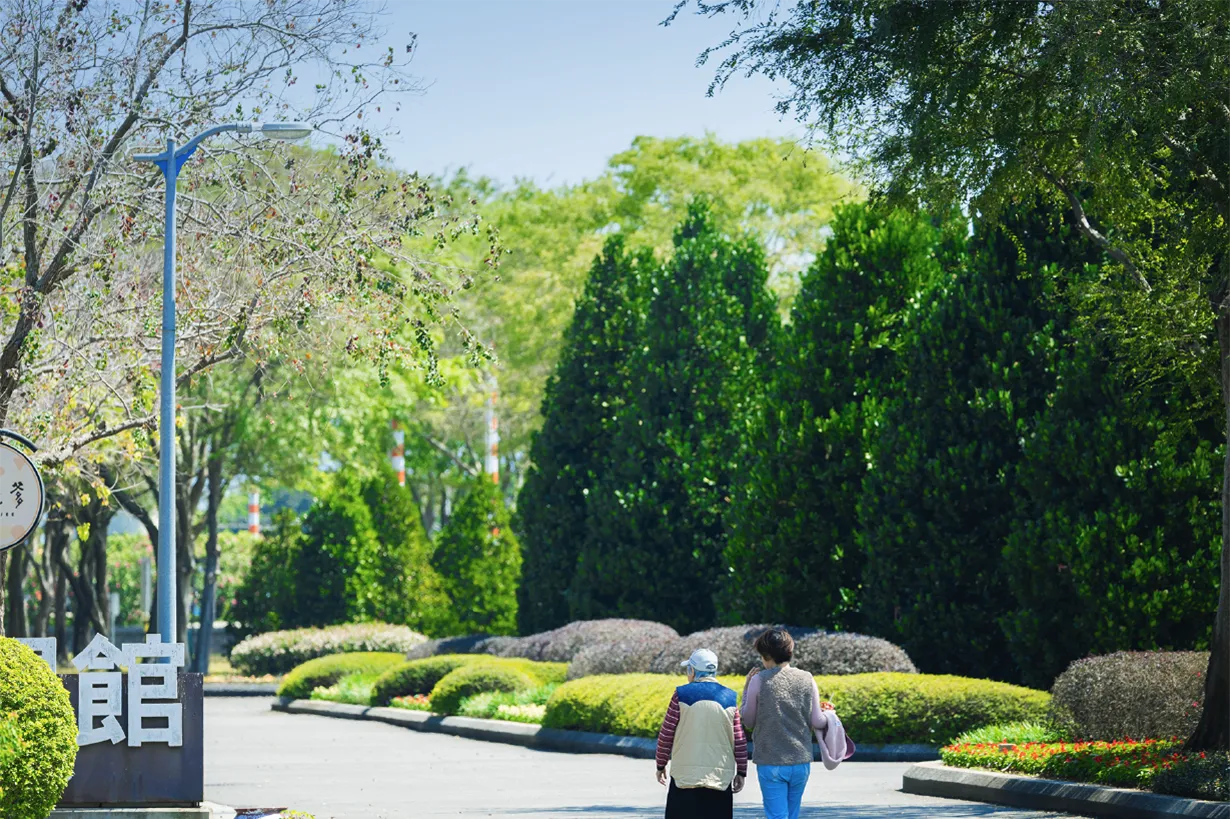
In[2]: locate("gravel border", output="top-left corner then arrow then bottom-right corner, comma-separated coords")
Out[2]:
903,760 -> 1230,819
271,698 -> 939,762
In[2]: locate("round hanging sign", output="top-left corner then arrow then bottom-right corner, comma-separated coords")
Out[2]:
0,441 -> 43,553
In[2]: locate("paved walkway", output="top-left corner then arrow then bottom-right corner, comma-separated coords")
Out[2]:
205,698 -> 1066,819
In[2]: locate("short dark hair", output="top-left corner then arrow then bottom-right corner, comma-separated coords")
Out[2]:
754,628 -> 794,663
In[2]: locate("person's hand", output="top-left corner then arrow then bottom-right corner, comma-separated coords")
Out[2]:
819,700 -> 836,712
656,768 -> 668,787
732,775 -> 745,794
745,667 -> 760,684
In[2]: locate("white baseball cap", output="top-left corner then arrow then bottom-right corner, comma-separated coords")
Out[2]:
681,648 -> 719,675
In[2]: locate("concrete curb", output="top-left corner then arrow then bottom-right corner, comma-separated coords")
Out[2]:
903,760 -> 1230,819
51,802 -> 234,819
204,683 -> 279,697
271,698 -> 938,762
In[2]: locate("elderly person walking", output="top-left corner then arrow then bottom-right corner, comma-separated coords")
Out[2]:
741,628 -> 853,819
654,648 -> 748,818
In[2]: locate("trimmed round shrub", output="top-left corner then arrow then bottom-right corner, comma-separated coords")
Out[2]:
277,652 -> 406,699
429,664 -> 535,715
793,632 -> 917,675
231,623 -> 426,676
370,655 -> 484,706
0,638 -> 77,819
545,672 -> 1048,745
567,635 -> 678,680
404,634 -> 493,661
479,619 -> 679,663
1050,651 -> 1207,741
647,625 -> 916,676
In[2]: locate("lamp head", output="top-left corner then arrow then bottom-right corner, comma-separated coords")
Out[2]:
256,122 -> 312,141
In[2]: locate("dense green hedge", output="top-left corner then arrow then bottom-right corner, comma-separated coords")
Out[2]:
338,653 -> 568,708
0,639 -> 78,819
544,672 -> 1049,745
277,652 -> 406,699
430,664 -> 536,715
370,655 -> 482,707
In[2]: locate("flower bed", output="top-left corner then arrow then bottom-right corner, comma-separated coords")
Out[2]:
940,738 -> 1228,801
942,738 -> 1183,789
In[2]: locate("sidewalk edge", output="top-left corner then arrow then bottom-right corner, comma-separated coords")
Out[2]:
903,759 -> 1230,819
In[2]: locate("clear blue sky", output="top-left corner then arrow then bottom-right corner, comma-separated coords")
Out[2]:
368,1 -> 803,187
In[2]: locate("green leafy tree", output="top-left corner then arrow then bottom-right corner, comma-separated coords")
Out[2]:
515,237 -> 654,632
674,0 -> 1229,748
433,477 -> 522,636
360,465 -> 452,636
229,510 -> 304,640
571,202 -> 779,633
721,204 -> 963,630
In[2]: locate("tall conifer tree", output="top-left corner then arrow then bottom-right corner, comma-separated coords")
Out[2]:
515,237 -> 653,633
571,202 -> 778,633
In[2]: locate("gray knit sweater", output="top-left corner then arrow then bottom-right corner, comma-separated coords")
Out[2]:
743,666 -> 815,766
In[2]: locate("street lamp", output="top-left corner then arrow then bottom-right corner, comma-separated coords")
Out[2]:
134,121 -> 311,645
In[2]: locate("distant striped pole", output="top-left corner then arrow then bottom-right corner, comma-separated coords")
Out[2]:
391,419 -> 406,487
247,490 -> 260,536
484,375 -> 499,485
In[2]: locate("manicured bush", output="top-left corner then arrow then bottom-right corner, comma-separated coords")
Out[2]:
231,623 -> 427,677
370,655 -> 484,706
309,671 -> 386,705
646,625 -> 916,677
1050,651 -> 1207,741
484,619 -> 679,663
429,664 -> 536,715
456,684 -> 558,724
404,634 -> 492,661
544,672 -> 1048,745
568,636 -> 678,679
0,638 -> 78,819
952,721 -> 1064,746
277,652 -> 406,699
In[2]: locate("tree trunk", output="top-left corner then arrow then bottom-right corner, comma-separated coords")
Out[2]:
5,543 -> 28,637
54,554 -> 68,661
0,551 -> 6,637
1188,303 -> 1230,750
193,457 -> 224,673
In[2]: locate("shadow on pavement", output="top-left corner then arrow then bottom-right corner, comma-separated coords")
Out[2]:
496,806 -> 1055,817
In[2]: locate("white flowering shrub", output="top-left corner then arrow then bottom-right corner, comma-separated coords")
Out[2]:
230,624 -> 427,677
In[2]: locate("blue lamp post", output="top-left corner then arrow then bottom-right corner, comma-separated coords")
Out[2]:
134,121 -> 312,644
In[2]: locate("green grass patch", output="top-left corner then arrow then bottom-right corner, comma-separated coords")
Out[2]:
310,671 -> 386,705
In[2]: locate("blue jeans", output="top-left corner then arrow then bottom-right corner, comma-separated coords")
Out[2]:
756,763 -> 811,819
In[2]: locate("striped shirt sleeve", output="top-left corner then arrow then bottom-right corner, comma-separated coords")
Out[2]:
732,707 -> 749,777
656,692 -> 681,769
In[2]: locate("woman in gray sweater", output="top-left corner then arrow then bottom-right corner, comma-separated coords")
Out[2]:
740,628 -> 836,819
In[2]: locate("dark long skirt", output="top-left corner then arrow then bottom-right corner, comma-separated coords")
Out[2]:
665,778 -> 733,819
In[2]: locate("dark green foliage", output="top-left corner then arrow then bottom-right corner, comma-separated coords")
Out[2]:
433,476 -> 522,636
516,236 -> 654,633
232,469 -> 448,638
428,663 -> 536,715
0,639 -> 78,819
856,210 -> 1065,678
570,202 -> 779,633
230,510 -> 304,640
296,472 -> 377,627
277,651 -> 407,699
360,464 -> 451,635
369,655 -> 483,706
721,204 -> 963,628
